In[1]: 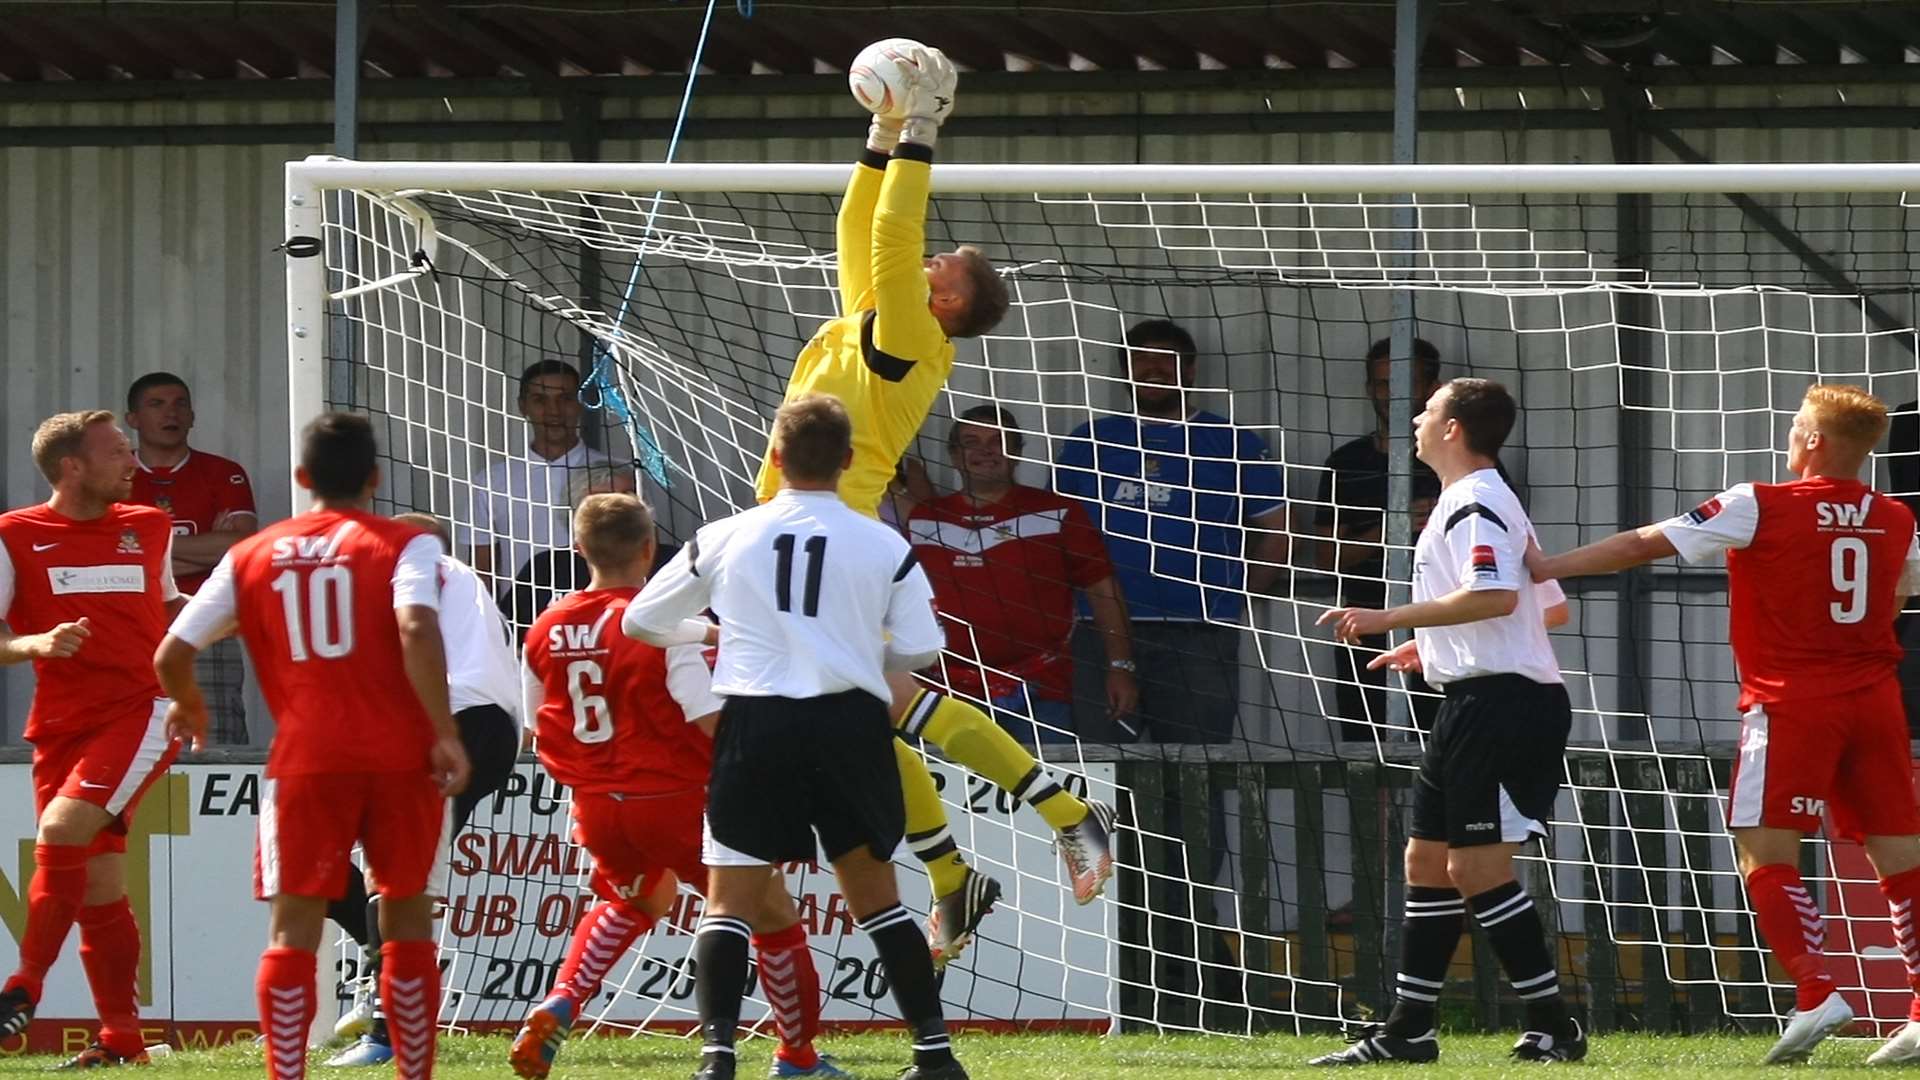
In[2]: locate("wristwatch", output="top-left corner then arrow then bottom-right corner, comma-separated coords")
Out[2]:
1108,659 -> 1137,673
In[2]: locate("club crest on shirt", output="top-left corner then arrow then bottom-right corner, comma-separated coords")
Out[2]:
1470,544 -> 1498,576
1686,498 -> 1723,525
154,495 -> 174,515
116,529 -> 143,555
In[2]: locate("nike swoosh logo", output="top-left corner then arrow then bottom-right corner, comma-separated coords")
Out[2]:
31,543 -> 57,552
77,781 -> 110,790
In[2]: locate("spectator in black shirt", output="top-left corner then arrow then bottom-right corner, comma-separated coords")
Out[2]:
1315,337 -> 1445,740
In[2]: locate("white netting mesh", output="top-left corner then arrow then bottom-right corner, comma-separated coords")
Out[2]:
300,166 -> 1920,1038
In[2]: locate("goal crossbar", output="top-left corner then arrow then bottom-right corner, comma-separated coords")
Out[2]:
285,155 -> 1920,196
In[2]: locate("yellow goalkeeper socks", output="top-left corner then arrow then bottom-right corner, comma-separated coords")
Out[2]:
896,738 -> 970,899
908,691 -> 1089,832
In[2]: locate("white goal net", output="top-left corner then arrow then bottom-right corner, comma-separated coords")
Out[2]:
287,157 -> 1920,1039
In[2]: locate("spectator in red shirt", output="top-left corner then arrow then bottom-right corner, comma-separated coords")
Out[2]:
908,406 -> 1137,744
125,373 -> 257,743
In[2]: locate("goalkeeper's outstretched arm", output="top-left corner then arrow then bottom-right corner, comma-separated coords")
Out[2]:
836,121 -> 894,314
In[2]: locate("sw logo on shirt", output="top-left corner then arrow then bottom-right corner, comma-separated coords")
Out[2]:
1470,545 -> 1499,576
1686,498 -> 1723,525
1816,496 -> 1874,529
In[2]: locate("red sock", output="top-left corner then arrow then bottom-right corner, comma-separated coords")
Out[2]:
382,940 -> 441,1080
78,900 -> 142,1056
1747,863 -> 1836,1010
257,947 -> 315,1080
754,923 -> 821,1070
1880,865 -> 1920,1022
8,843 -> 91,1000
554,902 -> 653,1005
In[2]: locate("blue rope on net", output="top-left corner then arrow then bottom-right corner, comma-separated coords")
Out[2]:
582,0 -> 725,490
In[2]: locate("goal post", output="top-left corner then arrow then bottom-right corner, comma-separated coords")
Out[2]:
286,153 -> 1920,1038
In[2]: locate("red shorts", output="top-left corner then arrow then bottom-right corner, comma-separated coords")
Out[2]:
31,700 -> 181,856
256,771 -> 448,900
1728,679 -> 1920,842
570,788 -> 706,904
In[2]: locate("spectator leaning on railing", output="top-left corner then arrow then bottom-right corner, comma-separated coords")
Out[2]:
124,372 -> 258,744
907,406 -> 1136,744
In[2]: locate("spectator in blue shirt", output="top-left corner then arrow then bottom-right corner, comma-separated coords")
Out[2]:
1054,318 -> 1290,743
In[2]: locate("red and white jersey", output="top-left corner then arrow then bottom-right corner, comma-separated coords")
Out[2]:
907,486 -> 1113,701
1664,476 -> 1920,708
130,450 -> 256,594
169,508 -> 441,777
0,504 -> 178,739
524,587 -> 720,797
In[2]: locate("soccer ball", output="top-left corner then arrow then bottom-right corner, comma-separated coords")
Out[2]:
848,38 -> 922,119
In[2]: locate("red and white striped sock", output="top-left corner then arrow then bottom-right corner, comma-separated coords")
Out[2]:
1880,865 -> 1920,1022
554,902 -> 654,1005
382,940 -> 440,1080
754,923 -> 821,1071
256,947 -> 315,1080
1746,863 -> 1836,1011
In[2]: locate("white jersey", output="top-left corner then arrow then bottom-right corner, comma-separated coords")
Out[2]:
1411,468 -> 1565,687
623,489 -> 946,702
437,554 -> 523,724
459,441 -> 614,579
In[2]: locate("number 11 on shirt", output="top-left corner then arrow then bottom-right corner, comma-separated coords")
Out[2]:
773,534 -> 827,616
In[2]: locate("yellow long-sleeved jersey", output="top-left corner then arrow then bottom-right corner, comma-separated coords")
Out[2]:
753,148 -> 954,518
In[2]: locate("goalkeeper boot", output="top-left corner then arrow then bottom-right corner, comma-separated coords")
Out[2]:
927,867 -> 1002,970
1056,800 -> 1117,905
55,1043 -> 150,1069
324,1034 -> 393,1067
0,985 -> 34,1040
1764,990 -> 1854,1065
771,1054 -> 854,1079
1869,1020 -> 1920,1065
1511,1017 -> 1588,1062
510,994 -> 578,1080
1307,1024 -> 1439,1066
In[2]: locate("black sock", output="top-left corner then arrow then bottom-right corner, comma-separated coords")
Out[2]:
1468,881 -> 1568,1034
364,894 -> 387,1042
693,916 -> 752,1057
1385,885 -> 1463,1037
327,867 -> 371,947
859,904 -> 953,1069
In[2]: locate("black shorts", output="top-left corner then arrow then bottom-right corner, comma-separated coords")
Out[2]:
704,689 -> 904,866
452,703 -> 522,831
1410,674 -> 1572,848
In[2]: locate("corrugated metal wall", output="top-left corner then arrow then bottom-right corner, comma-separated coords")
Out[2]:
4,78 -> 1920,737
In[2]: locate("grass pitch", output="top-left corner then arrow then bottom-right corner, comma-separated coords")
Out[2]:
0,1031 -> 1894,1079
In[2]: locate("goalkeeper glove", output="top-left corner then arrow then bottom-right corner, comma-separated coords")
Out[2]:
867,115 -> 904,155
898,44 -> 958,148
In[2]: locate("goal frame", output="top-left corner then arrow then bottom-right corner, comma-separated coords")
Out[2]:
281,153 -> 1920,476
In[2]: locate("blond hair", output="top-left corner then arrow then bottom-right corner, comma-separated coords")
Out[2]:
573,492 -> 655,571
31,410 -> 115,485
773,394 -> 852,483
1803,384 -> 1890,456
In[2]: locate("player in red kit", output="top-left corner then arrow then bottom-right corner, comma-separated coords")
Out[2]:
1529,384 -> 1920,1065
0,410 -> 183,1066
155,413 -> 471,1080
510,493 -> 841,1080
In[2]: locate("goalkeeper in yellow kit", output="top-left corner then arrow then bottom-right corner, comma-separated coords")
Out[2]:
752,42 -> 1116,967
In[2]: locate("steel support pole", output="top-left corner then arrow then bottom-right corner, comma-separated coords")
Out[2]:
1385,0 -> 1428,722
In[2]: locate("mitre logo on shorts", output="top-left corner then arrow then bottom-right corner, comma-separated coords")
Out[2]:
116,529 -> 143,555
48,565 -> 146,595
1470,544 -> 1498,576
1686,498 -> 1723,525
